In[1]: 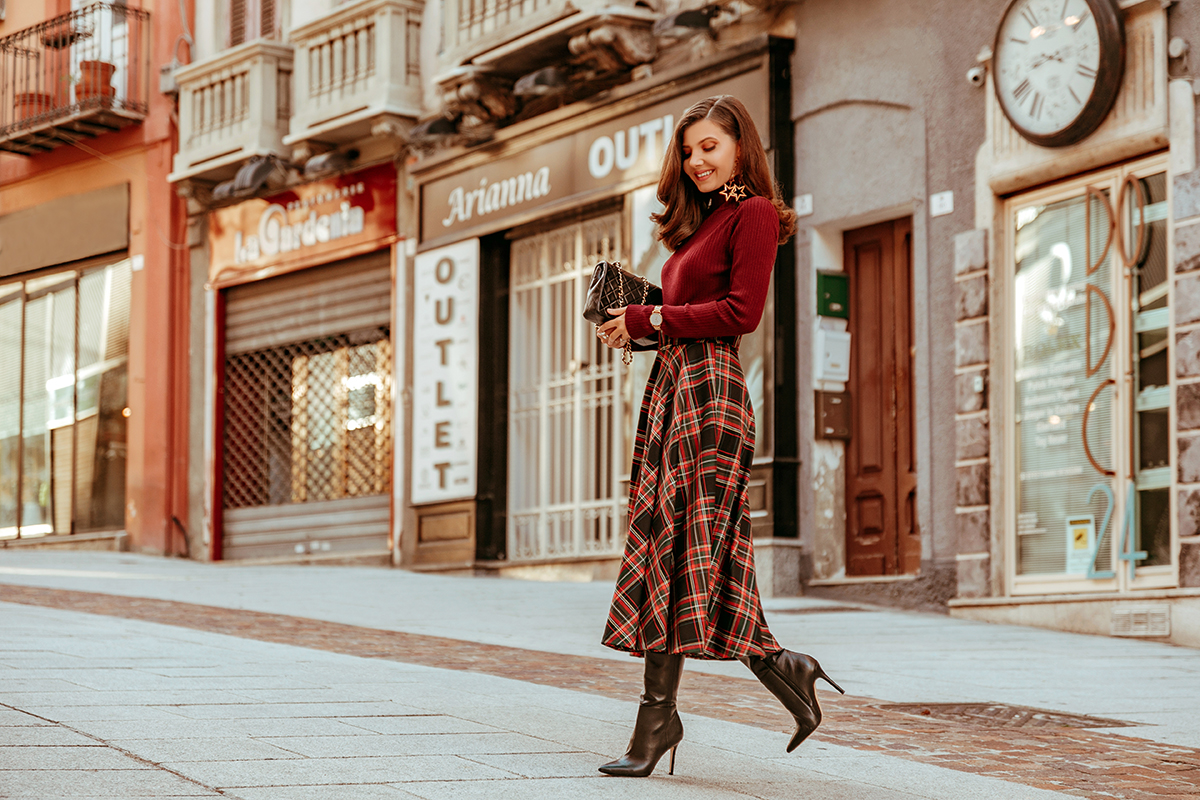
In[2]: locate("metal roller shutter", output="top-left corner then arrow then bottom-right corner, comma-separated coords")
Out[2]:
221,251 -> 394,561
225,252 -> 392,354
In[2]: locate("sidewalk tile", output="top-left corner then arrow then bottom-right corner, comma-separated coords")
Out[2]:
0,769 -> 219,796
0,745 -> 152,770
105,736 -> 306,763
258,732 -> 583,758
164,754 -> 519,787
15,705 -> 190,722
394,777 -> 763,800
334,715 -> 505,735
70,716 -> 384,740
0,726 -> 104,746
155,701 -> 428,720
228,787 -> 422,800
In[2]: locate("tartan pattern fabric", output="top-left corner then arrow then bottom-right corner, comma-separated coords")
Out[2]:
602,340 -> 780,660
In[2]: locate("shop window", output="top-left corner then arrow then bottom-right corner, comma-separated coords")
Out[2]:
1011,165 -> 1171,584
222,332 -> 392,509
0,259 -> 131,540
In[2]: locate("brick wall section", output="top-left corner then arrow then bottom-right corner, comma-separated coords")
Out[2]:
953,230 -> 991,598
1173,170 -> 1200,587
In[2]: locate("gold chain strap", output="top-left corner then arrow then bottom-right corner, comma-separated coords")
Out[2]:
612,261 -> 649,366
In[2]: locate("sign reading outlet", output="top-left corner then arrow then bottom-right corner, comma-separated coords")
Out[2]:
412,239 -> 479,504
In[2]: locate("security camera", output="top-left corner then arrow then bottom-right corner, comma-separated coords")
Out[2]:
967,67 -> 986,87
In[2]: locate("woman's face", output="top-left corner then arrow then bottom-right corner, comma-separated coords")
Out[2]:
680,118 -> 739,195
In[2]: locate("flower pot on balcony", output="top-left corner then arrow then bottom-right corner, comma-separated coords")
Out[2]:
77,60 -> 116,102
13,92 -> 55,122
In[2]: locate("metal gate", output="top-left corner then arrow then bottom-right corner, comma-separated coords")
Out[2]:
508,214 -> 628,561
221,252 -> 393,560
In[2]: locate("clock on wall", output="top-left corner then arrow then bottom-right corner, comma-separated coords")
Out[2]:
993,0 -> 1125,148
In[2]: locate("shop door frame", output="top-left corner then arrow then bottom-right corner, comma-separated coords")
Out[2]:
843,217 -> 920,576
1001,152 -> 1178,597
505,211 -> 629,562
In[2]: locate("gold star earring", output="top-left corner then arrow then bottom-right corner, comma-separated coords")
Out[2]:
720,163 -> 747,203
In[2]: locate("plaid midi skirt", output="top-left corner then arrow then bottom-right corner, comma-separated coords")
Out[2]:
601,340 -> 780,660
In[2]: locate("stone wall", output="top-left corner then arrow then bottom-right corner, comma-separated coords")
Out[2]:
954,230 -> 991,598
1173,171 -> 1200,587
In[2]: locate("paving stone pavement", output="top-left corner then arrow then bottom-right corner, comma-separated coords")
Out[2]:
0,551 -> 1198,799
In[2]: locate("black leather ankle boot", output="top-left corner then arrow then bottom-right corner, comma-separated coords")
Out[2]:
598,650 -> 685,777
743,650 -> 844,752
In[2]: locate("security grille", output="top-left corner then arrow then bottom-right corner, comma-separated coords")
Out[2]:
223,333 -> 392,510
220,253 -> 393,560
508,213 -> 628,561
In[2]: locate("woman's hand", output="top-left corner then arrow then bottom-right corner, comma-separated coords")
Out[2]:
597,306 -> 630,349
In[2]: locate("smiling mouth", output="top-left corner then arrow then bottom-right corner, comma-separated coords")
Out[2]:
694,169 -> 715,180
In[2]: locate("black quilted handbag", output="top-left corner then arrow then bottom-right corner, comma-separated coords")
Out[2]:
582,260 -> 663,363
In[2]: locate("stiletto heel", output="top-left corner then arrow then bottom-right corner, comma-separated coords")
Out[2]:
668,745 -> 677,775
816,667 -> 845,695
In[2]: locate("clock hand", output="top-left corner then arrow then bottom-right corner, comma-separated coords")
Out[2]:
1031,49 -> 1066,69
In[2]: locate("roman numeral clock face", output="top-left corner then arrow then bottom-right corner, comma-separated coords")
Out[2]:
994,0 -> 1125,147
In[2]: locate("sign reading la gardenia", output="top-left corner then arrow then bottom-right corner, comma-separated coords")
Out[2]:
208,163 -> 397,288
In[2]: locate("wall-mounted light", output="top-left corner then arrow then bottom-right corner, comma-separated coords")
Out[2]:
212,156 -> 278,201
303,148 -> 359,180
408,116 -> 459,146
652,5 -> 720,41
515,66 -> 569,98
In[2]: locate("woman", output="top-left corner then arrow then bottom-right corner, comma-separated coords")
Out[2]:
595,95 -> 843,778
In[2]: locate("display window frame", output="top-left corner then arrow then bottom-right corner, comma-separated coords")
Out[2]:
1002,153 -> 1178,597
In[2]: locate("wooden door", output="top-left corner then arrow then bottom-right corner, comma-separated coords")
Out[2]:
844,219 -> 920,576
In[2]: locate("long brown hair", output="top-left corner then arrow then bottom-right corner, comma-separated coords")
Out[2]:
652,95 -> 796,252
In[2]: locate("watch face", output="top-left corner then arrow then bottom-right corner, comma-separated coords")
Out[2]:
993,0 -> 1124,147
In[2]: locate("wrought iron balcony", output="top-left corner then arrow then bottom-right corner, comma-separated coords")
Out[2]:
169,41 -> 293,184
0,2 -> 150,155
285,0 -> 423,149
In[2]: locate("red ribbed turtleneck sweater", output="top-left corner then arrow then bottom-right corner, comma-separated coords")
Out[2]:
624,193 -> 780,343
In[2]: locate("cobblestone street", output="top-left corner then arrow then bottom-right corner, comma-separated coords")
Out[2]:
2,552 -> 1198,799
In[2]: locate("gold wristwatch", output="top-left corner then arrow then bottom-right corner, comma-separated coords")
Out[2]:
649,305 -> 663,330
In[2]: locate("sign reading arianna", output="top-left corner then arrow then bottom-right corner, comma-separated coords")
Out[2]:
418,66 -> 767,246
208,163 -> 397,288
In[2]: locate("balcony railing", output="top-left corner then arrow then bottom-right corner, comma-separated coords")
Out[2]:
457,0 -> 557,47
285,0 -> 423,147
169,41 -> 293,184
0,2 -> 150,155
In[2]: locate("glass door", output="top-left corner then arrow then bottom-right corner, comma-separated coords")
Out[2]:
1007,157 -> 1175,594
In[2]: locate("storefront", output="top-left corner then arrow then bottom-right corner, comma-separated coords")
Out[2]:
205,164 -> 399,562
945,0 -> 1200,644
406,41 -> 799,584
788,0 -> 1200,644
0,186 -> 133,544
1002,159 -> 1174,597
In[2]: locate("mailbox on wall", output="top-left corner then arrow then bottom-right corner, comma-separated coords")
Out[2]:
816,271 -> 849,319
816,390 -> 851,439
815,328 -> 851,383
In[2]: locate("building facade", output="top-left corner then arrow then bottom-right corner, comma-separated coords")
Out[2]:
172,0 -> 420,563
168,0 -> 802,586
405,1 -> 800,588
16,0 -> 1195,648
0,0 -> 189,556
792,0 -> 1200,646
